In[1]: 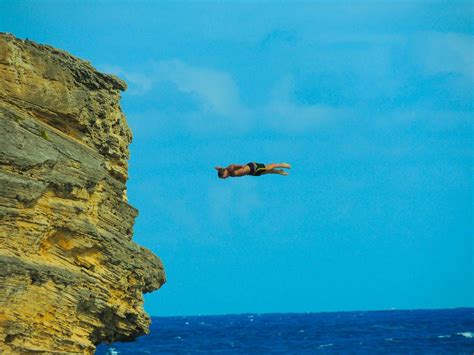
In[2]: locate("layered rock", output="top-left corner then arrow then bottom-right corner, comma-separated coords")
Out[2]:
0,33 -> 165,354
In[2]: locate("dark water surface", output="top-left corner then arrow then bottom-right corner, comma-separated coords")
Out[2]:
96,308 -> 474,353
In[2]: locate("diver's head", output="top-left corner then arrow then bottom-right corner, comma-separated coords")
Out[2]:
215,167 -> 229,179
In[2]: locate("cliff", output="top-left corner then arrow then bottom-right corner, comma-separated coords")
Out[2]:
0,33 -> 166,354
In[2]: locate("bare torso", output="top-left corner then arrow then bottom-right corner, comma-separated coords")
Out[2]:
226,164 -> 250,177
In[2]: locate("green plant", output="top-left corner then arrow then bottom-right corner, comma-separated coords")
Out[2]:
40,129 -> 50,141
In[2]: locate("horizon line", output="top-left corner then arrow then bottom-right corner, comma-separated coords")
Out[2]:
150,306 -> 474,318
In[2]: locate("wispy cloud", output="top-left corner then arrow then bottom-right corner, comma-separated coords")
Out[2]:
100,64 -> 154,95
102,28 -> 473,139
103,60 -> 349,135
412,32 -> 474,80
154,60 -> 246,117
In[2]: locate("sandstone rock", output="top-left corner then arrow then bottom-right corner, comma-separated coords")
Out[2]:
0,33 -> 166,354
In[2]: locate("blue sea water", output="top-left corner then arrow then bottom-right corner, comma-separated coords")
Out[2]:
96,308 -> 474,354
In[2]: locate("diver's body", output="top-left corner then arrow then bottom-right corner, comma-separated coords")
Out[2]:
215,162 -> 291,179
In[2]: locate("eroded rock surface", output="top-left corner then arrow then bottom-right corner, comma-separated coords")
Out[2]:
0,33 -> 165,354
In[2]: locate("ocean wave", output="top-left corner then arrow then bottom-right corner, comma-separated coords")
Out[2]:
318,343 -> 334,348
96,309 -> 474,354
456,332 -> 474,338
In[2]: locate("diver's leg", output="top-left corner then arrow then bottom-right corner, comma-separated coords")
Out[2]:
261,169 -> 288,176
266,163 -> 291,170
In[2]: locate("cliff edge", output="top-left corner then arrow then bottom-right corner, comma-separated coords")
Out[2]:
0,33 -> 166,354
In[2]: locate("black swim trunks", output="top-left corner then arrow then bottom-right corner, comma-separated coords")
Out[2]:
246,162 -> 266,176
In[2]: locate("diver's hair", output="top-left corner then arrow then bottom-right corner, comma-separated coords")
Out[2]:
217,168 -> 225,178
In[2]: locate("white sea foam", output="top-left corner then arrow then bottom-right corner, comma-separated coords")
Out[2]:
456,332 -> 474,338
437,335 -> 451,338
318,343 -> 334,348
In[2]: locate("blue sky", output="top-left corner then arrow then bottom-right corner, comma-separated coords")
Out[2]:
2,1 -> 472,316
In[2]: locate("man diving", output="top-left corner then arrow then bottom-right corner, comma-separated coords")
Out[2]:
215,162 -> 291,179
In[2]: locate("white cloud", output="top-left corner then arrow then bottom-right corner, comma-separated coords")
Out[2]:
153,60 -> 248,118
99,64 -> 154,95
101,61 -> 350,135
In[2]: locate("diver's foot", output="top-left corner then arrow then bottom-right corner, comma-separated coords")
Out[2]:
281,162 -> 291,169
278,170 -> 289,176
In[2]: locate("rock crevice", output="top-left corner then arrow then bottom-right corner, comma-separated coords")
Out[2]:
0,33 -> 165,354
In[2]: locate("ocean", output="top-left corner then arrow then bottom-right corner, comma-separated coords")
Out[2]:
96,308 -> 474,354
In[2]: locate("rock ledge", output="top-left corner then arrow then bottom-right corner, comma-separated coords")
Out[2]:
0,33 -> 165,354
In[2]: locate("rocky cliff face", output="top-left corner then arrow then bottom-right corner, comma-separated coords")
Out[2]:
0,33 -> 165,354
